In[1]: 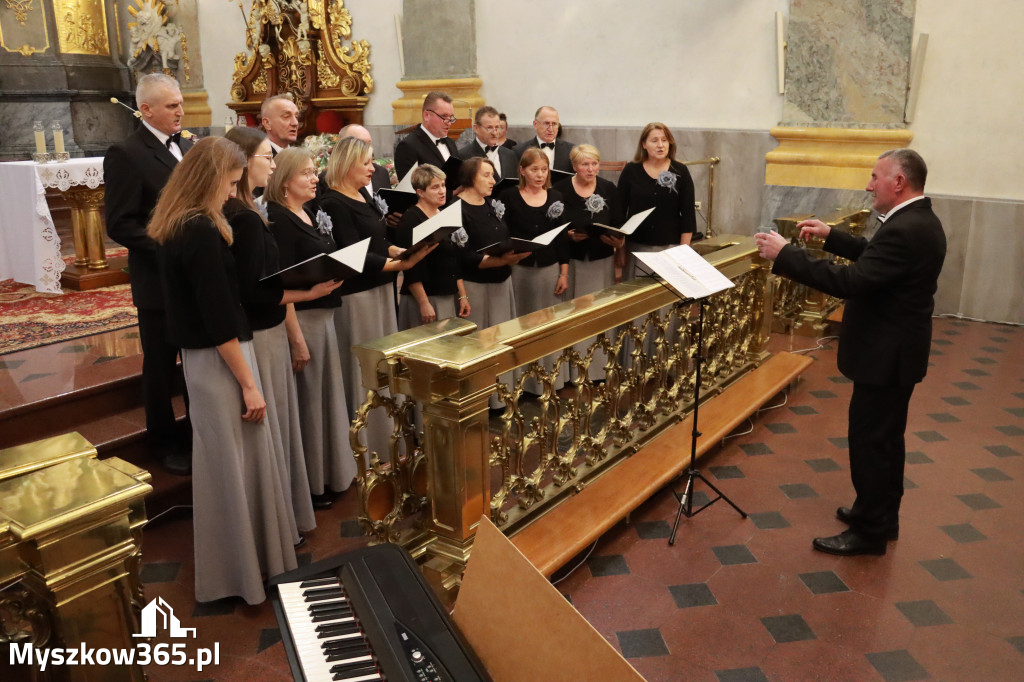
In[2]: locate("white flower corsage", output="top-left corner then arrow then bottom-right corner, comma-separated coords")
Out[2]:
315,209 -> 333,236
491,199 -> 506,220
584,193 -> 607,216
546,200 -> 564,220
373,193 -> 389,217
656,170 -> 678,193
450,227 -> 469,247
255,200 -> 269,221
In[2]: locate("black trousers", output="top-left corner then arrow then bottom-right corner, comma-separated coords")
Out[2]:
847,381 -> 916,540
136,307 -> 190,446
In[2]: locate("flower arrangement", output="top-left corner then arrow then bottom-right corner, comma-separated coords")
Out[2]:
491,198 -> 506,220
303,132 -> 397,187
315,209 -> 333,237
546,201 -> 565,220
656,170 -> 679,193
584,193 -> 607,216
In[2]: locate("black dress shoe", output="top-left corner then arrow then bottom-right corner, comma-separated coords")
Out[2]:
157,443 -> 192,476
812,529 -> 886,556
311,493 -> 333,510
294,534 -> 307,549
836,506 -> 899,540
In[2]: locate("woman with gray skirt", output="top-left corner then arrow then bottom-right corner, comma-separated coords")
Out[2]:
224,127 -> 342,535
149,137 -> 295,605
394,164 -> 471,330
554,143 -> 625,383
266,147 -> 355,511
318,137 -> 433,461
454,157 -> 529,410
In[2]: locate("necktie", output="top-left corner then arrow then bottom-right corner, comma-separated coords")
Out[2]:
435,138 -> 447,146
166,132 -> 182,149
539,142 -> 555,150
485,145 -> 497,153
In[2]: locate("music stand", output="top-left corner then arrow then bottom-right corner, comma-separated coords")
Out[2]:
631,246 -> 746,546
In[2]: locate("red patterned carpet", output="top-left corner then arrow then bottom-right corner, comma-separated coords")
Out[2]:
0,250 -> 136,355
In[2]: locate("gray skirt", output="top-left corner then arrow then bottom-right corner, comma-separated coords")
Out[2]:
463,278 -> 517,409
570,256 -> 616,383
398,291 -> 458,331
294,308 -> 357,493
512,262 -> 569,392
182,342 -> 297,605
252,322 -> 316,534
335,284 -> 400,462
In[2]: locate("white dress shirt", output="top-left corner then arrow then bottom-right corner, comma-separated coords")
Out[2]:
144,121 -> 182,161
421,125 -> 451,162
879,195 -> 926,223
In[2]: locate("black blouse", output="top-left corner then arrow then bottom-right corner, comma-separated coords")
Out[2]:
457,199 -> 512,284
617,160 -> 696,246
498,187 -> 569,267
266,201 -> 342,311
394,205 -> 461,296
158,215 -> 251,349
318,189 -> 394,296
554,176 -> 624,262
225,199 -> 285,331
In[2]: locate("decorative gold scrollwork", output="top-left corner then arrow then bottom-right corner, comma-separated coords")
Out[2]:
4,0 -> 34,26
0,583 -> 53,647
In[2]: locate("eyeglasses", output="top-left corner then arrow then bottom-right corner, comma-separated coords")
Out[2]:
537,121 -> 559,128
479,125 -> 501,133
299,169 -> 318,178
427,109 -> 457,125
252,153 -> 274,160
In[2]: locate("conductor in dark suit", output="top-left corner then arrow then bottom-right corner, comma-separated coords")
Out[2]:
393,91 -> 460,182
518,106 -> 574,173
756,149 -> 946,556
458,105 -> 518,182
104,73 -> 194,475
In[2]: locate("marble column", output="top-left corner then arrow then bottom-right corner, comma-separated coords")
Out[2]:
392,0 -> 483,125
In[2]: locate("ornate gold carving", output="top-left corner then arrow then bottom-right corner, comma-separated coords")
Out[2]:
252,68 -> 268,94
4,0 -> 34,26
0,0 -> 49,55
55,0 -> 109,56
0,584 -> 53,646
277,35 -> 311,103
316,39 -> 339,88
309,0 -> 325,30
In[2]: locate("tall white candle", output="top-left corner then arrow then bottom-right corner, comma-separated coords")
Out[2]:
33,123 -> 46,155
53,127 -> 65,155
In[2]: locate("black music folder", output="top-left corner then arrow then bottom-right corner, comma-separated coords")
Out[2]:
377,188 -> 418,214
397,200 -> 464,260
261,237 -> 370,289
476,222 -> 568,256
575,206 -> 655,238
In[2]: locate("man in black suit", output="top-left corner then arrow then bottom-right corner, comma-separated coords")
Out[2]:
104,73 -> 194,475
458,105 -> 518,182
518,106 -> 574,173
393,91 -> 460,182
756,149 -> 947,556
260,94 -> 300,156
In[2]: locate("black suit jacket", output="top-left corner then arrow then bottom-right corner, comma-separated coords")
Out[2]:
773,198 -> 946,386
104,126 -> 194,309
394,126 -> 460,181
517,137 -> 574,174
458,139 -> 519,182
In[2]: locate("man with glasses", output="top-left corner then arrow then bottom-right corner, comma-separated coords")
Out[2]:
518,105 -> 574,173
394,90 -> 461,182
458,105 -> 517,181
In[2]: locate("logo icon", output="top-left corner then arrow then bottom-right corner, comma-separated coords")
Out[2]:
134,597 -> 196,639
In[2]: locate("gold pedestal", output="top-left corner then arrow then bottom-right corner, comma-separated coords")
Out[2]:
766,127 -> 914,190
182,89 -> 212,128
59,186 -> 130,291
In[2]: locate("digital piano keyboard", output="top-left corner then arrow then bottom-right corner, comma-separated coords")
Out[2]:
268,544 -> 488,682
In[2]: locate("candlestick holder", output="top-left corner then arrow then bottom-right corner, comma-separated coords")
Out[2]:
32,152 -> 52,164
54,152 -> 70,162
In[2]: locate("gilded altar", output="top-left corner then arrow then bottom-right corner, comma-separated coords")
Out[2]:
228,0 -> 373,132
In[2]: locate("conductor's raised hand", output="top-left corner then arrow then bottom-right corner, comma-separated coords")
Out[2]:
796,218 -> 831,242
754,230 -> 789,262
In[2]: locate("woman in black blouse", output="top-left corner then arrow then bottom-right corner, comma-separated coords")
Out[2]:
320,136 -> 432,461
224,126 -> 342,534
501,147 -> 570,393
149,137 -> 296,605
618,122 -> 696,280
554,143 -> 625,383
265,147 -> 354,510
394,164 -> 470,330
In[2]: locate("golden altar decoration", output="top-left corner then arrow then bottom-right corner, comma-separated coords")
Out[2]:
228,0 -> 373,133
347,236 -> 775,590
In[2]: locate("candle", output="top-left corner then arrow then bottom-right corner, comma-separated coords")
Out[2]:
224,115 -> 234,132
33,121 -> 46,155
52,121 -> 65,155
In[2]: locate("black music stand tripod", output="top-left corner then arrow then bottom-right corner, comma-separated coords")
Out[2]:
668,296 -> 746,545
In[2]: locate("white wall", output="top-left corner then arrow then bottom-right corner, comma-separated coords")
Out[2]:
197,1 -> 1023,201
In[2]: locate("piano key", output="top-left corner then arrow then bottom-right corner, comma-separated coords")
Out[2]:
331,673 -> 381,682
299,577 -> 339,588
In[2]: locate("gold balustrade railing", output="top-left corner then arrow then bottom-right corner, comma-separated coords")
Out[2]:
351,235 -> 771,587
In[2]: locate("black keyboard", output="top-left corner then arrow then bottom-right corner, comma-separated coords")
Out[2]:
269,544 -> 488,682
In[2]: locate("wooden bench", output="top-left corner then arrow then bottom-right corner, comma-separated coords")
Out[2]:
512,351 -> 814,577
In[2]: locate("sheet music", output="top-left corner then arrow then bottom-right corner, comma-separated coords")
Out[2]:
328,237 -> 370,270
634,244 -> 734,299
395,162 -> 418,192
608,207 -> 655,235
412,200 -> 462,245
531,222 -> 570,246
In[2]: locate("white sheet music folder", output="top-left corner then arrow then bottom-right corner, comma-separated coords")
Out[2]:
634,244 -> 734,300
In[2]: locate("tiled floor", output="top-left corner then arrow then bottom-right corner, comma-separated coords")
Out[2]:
3,316 -> 1022,681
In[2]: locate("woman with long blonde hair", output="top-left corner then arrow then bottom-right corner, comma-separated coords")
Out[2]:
149,136 -> 298,605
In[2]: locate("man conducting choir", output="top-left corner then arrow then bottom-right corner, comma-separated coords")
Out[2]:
755,149 -> 946,556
